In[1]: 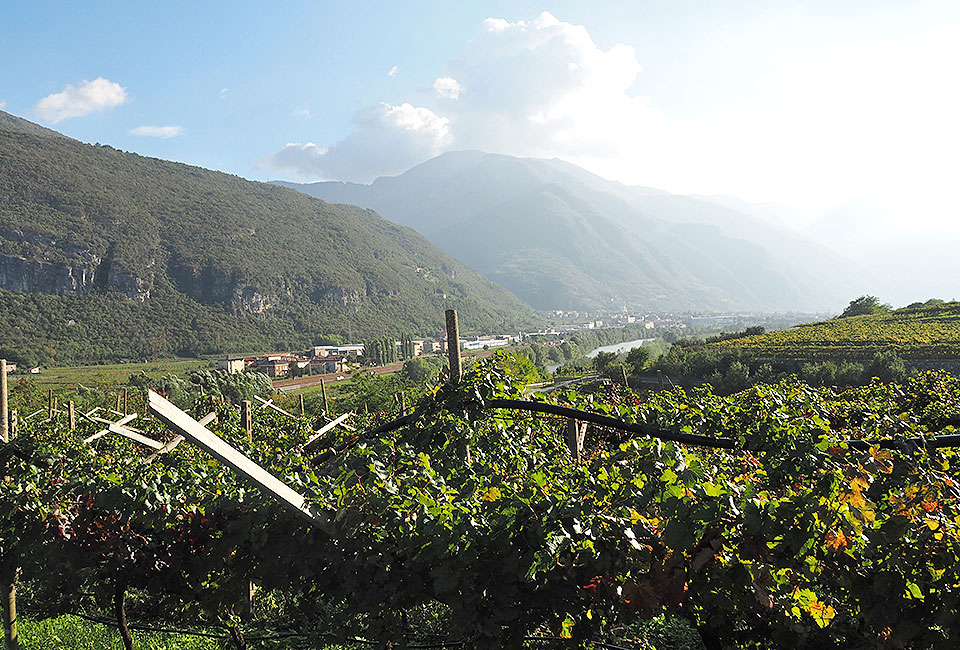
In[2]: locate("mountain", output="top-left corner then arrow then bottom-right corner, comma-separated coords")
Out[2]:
276,151 -> 867,312
0,112 -> 532,365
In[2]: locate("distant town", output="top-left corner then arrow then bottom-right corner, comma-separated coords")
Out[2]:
215,310 -> 789,379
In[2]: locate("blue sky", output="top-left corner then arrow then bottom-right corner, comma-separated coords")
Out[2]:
3,1 -> 959,227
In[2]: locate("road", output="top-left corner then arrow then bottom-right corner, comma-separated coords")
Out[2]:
273,361 -> 406,392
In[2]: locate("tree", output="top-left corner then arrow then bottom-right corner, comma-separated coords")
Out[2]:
593,351 -> 616,373
625,346 -> 650,375
839,295 -> 891,318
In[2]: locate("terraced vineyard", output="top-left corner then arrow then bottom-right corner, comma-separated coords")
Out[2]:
711,302 -> 960,361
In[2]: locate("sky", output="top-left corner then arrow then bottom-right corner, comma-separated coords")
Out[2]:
2,1 -> 959,234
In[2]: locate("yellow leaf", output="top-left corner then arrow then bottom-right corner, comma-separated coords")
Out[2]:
481,487 -> 502,502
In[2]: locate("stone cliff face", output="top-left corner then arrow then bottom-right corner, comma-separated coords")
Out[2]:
0,254 -> 97,294
0,252 -> 154,301
0,228 -> 152,302
167,262 -> 277,314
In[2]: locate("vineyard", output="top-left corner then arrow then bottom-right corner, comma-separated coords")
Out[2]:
3,353 -> 960,649
709,302 -> 960,361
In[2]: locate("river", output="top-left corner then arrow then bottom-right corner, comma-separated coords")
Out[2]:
546,337 -> 655,373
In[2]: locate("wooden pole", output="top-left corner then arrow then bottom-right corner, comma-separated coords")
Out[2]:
298,394 -> 305,418
68,401 -> 76,430
399,391 -> 406,416
1,360 -> 7,443
1,577 -> 17,650
657,370 -> 664,390
620,364 -> 629,387
566,419 -> 586,462
445,309 -> 462,384
116,393 -> 122,413
48,389 -> 54,419
320,378 -> 329,414
123,388 -> 128,416
240,400 -> 253,442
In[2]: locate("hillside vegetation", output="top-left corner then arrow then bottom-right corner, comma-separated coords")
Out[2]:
710,302 -> 960,360
0,112 -> 533,365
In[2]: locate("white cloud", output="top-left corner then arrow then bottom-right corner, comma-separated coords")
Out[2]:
294,104 -> 311,119
262,12 -> 655,182
220,88 -> 229,100
32,77 -> 128,123
440,12 -> 662,161
388,65 -> 399,77
433,76 -> 461,99
128,125 -> 183,138
259,102 -> 450,182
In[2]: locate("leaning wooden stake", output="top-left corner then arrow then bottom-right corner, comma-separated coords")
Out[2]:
303,412 -> 354,451
1,359 -> 7,443
240,400 -> 252,442
147,391 -> 331,532
620,364 -> 629,387
445,309 -> 462,384
68,401 -> 76,430
114,584 -> 134,650
320,378 -> 329,414
298,394 -> 305,418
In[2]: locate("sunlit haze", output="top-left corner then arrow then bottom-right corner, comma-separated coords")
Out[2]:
3,1 -> 959,299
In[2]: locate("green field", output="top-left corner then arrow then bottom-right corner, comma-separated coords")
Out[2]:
710,302 -> 960,360
16,358 -> 216,391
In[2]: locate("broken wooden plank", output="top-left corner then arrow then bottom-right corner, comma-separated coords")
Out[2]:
303,412 -> 353,451
254,395 -> 297,419
108,422 -> 164,450
87,415 -> 147,434
148,391 -> 331,531
146,412 -> 214,462
84,414 -> 138,444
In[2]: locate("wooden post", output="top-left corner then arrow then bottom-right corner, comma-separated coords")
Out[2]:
566,419 -> 586,462
445,309 -> 462,384
68,401 -> 76,430
48,389 -> 54,419
320,378 -> 329,414
1,359 -> 7,443
116,393 -> 122,413
398,391 -> 406,416
244,581 -> 256,622
657,370 -> 664,390
1,577 -> 17,650
240,400 -> 253,442
123,388 -> 128,416
620,364 -> 629,387
298,394 -> 305,418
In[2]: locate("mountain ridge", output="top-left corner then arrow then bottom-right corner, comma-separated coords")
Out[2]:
276,150 -> 867,312
0,112 -> 533,365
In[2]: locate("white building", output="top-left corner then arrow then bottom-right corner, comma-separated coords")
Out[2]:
217,356 -> 246,374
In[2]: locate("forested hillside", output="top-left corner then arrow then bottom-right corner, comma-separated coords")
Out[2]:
0,112 -> 533,365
